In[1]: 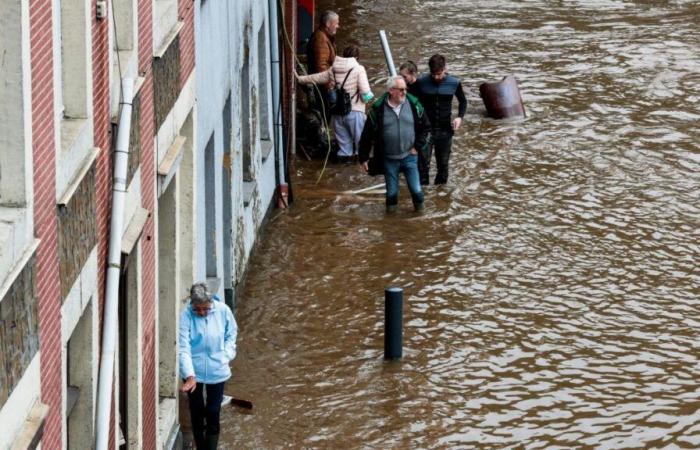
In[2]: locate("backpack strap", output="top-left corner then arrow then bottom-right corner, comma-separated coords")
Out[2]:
339,67 -> 355,89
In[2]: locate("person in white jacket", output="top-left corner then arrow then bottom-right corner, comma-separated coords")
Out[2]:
297,44 -> 374,162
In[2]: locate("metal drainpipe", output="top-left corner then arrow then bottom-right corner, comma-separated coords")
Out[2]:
95,77 -> 134,450
269,0 -> 288,208
379,30 -> 397,77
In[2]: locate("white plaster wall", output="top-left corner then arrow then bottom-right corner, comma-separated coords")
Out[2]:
195,0 -> 279,292
0,0 -> 34,285
153,0 -> 179,54
53,0 -> 96,202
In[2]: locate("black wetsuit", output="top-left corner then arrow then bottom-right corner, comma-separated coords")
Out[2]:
415,74 -> 467,184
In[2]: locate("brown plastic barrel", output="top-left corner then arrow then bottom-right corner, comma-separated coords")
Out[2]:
479,75 -> 526,119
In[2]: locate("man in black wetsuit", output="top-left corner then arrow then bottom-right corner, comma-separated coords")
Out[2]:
414,54 -> 468,185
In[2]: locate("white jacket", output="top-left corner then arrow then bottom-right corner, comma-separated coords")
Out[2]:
298,56 -> 372,113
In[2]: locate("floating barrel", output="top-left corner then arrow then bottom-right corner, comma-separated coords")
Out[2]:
479,75 -> 526,119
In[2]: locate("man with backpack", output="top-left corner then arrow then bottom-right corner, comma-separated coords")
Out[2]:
296,45 -> 374,162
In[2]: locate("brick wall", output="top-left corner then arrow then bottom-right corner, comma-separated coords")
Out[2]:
137,0 -> 157,447
29,0 -> 62,447
179,0 -> 195,86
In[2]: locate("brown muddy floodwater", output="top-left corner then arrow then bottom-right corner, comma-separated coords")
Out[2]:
221,1 -> 699,448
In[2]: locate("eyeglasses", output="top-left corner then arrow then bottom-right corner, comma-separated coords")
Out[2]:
392,87 -> 407,92
193,305 -> 212,314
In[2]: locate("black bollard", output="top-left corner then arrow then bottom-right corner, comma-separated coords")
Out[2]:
384,287 -> 403,360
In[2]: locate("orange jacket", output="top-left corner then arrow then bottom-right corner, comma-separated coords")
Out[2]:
307,27 -> 336,74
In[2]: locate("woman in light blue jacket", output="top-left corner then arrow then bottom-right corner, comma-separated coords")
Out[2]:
179,282 -> 237,449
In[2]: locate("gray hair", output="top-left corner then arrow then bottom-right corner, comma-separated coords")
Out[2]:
190,282 -> 212,305
321,10 -> 339,26
386,75 -> 405,90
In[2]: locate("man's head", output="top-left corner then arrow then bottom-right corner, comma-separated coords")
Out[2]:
320,11 -> 340,36
428,54 -> 447,82
399,60 -> 418,85
190,282 -> 213,317
342,44 -> 360,59
387,76 -> 408,104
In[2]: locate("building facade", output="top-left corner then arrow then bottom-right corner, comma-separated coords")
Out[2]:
0,0 -> 296,448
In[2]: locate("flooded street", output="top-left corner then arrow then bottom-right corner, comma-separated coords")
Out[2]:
222,1 -> 699,448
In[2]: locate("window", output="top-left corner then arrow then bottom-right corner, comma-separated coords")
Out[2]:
257,22 -> 271,141
118,248 -> 143,448
222,95 -> 234,307
241,42 -> 253,183
204,134 -> 217,277
66,302 -> 95,450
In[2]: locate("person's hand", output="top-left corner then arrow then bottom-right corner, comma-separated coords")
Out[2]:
409,147 -> 418,155
452,117 -> 462,131
180,376 -> 196,393
360,161 -> 369,173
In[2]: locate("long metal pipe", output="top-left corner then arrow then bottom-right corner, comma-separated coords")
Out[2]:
95,77 -> 134,450
269,0 -> 287,198
378,30 -> 397,77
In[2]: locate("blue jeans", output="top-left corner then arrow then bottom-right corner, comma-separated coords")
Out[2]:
383,154 -> 424,208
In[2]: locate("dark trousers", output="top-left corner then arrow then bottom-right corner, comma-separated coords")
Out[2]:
187,382 -> 225,449
419,128 -> 453,185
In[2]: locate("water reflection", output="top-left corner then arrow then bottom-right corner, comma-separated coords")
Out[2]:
221,0 -> 699,448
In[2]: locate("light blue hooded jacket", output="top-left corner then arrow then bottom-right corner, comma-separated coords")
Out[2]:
179,295 -> 237,384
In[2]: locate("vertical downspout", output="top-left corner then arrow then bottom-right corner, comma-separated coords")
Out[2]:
269,0 -> 288,207
95,77 -> 134,450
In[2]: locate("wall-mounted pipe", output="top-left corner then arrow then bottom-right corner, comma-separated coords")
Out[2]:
95,77 -> 134,450
269,0 -> 288,207
378,30 -> 397,77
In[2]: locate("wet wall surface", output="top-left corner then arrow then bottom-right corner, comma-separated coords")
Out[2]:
221,1 -> 700,448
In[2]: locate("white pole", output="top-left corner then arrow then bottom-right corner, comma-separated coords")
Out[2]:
95,77 -> 134,450
269,0 -> 286,186
379,30 -> 397,77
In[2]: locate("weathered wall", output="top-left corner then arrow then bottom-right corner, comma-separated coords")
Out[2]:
195,0 -> 279,301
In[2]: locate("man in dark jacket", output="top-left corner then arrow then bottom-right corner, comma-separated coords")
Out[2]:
415,54 -> 468,185
359,76 -> 431,212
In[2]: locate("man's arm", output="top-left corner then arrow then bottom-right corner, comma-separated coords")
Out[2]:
455,80 -> 468,118
414,108 -> 431,151
358,117 -> 374,164
178,309 -> 195,380
224,306 -> 238,361
314,40 -> 332,73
